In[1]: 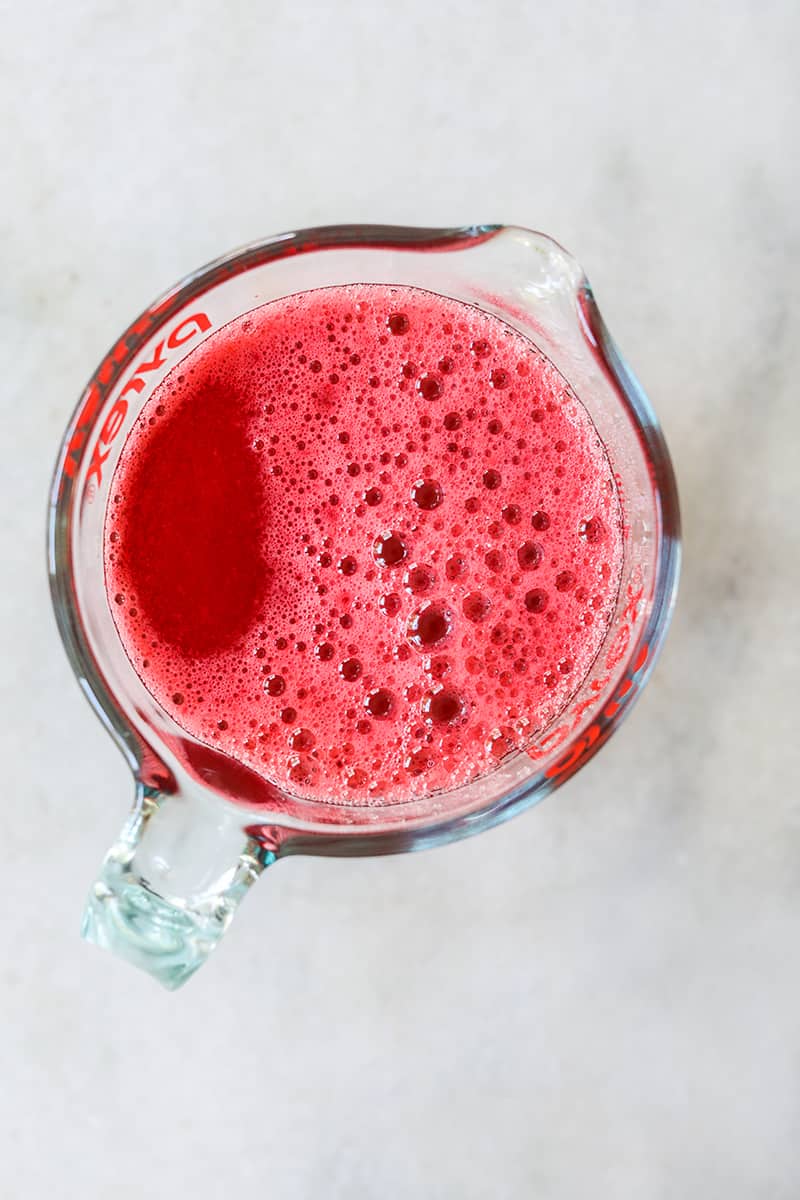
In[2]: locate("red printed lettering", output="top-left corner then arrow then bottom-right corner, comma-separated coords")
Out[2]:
99,399 -> 128,446
87,441 -> 111,486
167,312 -> 212,349
83,311 -> 212,488
545,722 -> 601,780
136,340 -> 167,374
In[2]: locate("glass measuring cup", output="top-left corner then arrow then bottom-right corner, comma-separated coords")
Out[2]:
48,224 -> 680,988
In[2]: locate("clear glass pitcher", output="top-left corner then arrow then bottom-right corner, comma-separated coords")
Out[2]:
48,224 -> 680,988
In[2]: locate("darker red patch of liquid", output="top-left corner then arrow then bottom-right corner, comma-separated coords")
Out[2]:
112,382 -> 266,658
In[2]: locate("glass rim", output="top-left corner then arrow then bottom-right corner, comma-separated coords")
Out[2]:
48,222 -> 681,854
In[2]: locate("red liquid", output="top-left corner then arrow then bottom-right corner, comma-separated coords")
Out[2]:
105,286 -> 623,804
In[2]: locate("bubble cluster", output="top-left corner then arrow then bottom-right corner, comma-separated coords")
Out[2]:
104,284 -> 623,807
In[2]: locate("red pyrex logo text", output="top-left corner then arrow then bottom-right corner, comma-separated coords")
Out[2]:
64,312 -> 212,490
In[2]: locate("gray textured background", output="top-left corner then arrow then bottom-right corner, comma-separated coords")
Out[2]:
2,2 -> 799,1197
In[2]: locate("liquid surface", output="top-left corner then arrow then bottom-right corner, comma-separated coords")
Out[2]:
105,285 -> 623,804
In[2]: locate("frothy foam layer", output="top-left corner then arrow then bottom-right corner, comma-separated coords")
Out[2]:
104,285 -> 623,805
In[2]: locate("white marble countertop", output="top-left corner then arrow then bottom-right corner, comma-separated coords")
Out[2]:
2,3 -> 799,1197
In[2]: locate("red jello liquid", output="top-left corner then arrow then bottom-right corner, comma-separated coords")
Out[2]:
104,286 -> 623,804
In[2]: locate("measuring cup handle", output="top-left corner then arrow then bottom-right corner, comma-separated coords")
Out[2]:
81,785 -> 275,989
